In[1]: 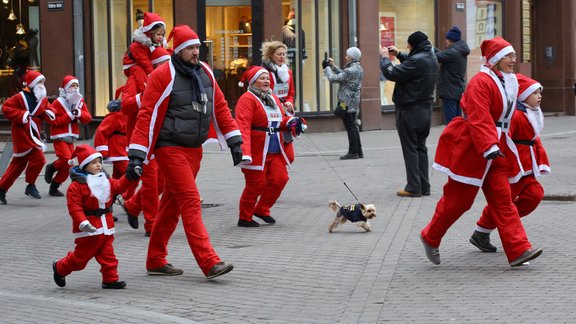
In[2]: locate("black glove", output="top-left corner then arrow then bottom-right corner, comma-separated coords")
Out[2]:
230,144 -> 243,166
126,157 -> 143,181
485,150 -> 505,160
322,58 -> 331,69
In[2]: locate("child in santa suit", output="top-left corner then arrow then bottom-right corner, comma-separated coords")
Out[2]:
235,66 -> 306,227
122,12 -> 166,78
470,73 -> 551,252
93,99 -> 130,192
44,75 -> 92,197
52,144 -> 134,289
0,70 -> 55,204
120,47 -> 170,233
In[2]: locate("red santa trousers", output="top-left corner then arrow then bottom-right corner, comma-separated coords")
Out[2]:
146,146 -> 220,275
123,159 -> 164,233
56,234 -> 119,283
421,157 -> 532,262
0,148 -> 45,190
52,140 -> 74,184
239,153 -> 289,221
477,175 -> 544,230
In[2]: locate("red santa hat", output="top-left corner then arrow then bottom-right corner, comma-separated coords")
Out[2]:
516,73 -> 543,103
24,70 -> 45,89
150,47 -> 171,65
70,144 -> 103,170
238,66 -> 269,88
168,25 -> 201,54
481,37 -> 514,67
142,12 -> 166,33
61,75 -> 79,91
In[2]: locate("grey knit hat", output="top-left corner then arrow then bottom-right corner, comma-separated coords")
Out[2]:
346,47 -> 361,61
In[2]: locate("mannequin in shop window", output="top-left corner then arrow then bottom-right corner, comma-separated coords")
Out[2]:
29,29 -> 40,68
282,8 -> 307,72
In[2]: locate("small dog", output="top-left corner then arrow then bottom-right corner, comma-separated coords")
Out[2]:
328,200 -> 376,233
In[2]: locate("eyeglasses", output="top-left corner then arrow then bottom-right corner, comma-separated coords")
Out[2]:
503,53 -> 517,60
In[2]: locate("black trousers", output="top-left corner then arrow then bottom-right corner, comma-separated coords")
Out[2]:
395,105 -> 432,194
343,112 -> 362,155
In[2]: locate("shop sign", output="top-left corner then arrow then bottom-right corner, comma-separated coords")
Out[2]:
456,3 -> 465,12
48,1 -> 64,11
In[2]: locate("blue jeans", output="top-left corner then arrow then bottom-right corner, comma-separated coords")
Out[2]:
442,99 -> 462,124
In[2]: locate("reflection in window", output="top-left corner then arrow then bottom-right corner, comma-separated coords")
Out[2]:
378,0 -> 435,108
92,1 -> 110,117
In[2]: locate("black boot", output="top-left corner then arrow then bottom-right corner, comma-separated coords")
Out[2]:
469,230 -> 497,252
44,162 -> 56,184
49,182 -> 64,197
0,189 -> 7,205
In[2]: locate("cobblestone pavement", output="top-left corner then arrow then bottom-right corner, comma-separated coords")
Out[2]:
0,116 -> 575,323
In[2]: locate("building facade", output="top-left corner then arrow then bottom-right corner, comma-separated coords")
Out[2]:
1,0 -> 575,136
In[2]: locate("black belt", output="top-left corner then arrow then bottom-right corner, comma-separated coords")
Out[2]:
112,131 -> 127,136
252,126 -> 280,134
85,207 -> 112,216
495,121 -> 510,129
513,139 -> 535,146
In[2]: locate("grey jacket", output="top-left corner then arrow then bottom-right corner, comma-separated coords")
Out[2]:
324,60 -> 363,113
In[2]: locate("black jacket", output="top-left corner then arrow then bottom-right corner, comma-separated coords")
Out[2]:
380,41 -> 438,108
435,40 -> 470,101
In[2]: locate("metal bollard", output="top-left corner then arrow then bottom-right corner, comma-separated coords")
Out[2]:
0,142 -> 14,177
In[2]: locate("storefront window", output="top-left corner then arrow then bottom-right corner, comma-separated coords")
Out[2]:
285,0 -> 340,114
206,2 -> 252,112
378,0 -> 435,108
92,0 -> 174,117
466,0 -> 503,83
0,0 -> 41,106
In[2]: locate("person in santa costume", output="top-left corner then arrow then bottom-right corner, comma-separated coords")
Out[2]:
52,144 -> 134,289
93,99 -> 130,188
120,46 -> 170,234
470,73 -> 550,253
123,12 -> 166,77
126,25 -> 243,278
44,75 -> 92,196
420,37 -> 543,267
235,66 -> 306,227
0,70 -> 55,204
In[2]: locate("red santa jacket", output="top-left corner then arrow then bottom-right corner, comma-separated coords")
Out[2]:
269,67 -> 295,107
1,90 -> 53,156
433,67 -> 520,186
128,60 -> 241,161
123,40 -> 155,76
507,107 -> 550,183
94,111 -> 128,162
49,97 -> 92,140
121,66 -> 148,143
67,167 -> 132,238
235,91 -> 294,171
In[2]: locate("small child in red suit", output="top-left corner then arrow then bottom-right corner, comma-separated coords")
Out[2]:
94,100 -> 129,182
122,12 -> 166,78
52,144 -> 134,289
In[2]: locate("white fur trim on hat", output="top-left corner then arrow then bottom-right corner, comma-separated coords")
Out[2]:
249,69 -> 268,86
151,55 -> 171,65
28,75 -> 45,89
518,82 -> 543,102
79,152 -> 103,170
142,21 -> 166,33
64,78 -> 79,90
174,39 -> 201,54
488,45 -> 514,66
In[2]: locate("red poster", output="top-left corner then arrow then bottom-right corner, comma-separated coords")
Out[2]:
380,16 -> 395,48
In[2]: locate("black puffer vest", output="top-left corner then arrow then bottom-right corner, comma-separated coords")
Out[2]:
156,67 -> 214,148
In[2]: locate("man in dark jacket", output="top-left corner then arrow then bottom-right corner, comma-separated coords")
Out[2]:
435,26 -> 470,124
380,31 -> 438,198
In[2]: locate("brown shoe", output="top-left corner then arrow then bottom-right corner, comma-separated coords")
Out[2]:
397,189 -> 422,198
206,262 -> 234,279
147,263 -> 183,276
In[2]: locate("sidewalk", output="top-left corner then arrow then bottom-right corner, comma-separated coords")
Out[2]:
0,116 -> 575,323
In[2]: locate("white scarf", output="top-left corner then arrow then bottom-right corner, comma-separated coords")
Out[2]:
86,172 -> 111,204
502,72 -> 518,105
525,106 -> 544,137
33,84 -> 47,101
276,64 -> 290,83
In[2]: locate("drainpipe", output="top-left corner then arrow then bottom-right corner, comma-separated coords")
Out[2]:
73,0 -> 84,92
348,0 -> 357,47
